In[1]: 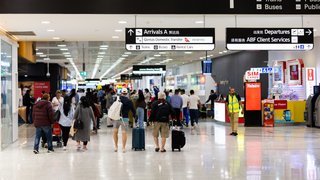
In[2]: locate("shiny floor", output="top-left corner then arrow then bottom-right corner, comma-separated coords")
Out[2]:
1,121 -> 320,180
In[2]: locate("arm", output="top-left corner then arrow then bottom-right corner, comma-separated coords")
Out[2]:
74,105 -> 80,120
89,107 -> 96,129
130,101 -> 136,117
205,95 -> 211,104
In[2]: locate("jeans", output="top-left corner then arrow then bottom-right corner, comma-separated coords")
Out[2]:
189,109 -> 199,127
137,107 -> 145,128
34,126 -> 53,151
183,107 -> 189,125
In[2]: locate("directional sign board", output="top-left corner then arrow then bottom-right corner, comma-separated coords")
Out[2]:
251,67 -> 273,74
226,28 -> 313,51
125,28 -> 215,51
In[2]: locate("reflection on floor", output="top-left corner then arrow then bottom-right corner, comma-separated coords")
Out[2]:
1,120 -> 320,180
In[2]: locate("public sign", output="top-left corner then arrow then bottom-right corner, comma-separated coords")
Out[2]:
274,100 -> 288,109
226,28 -> 314,50
305,67 -> 316,98
80,71 -> 87,77
251,67 -> 273,74
245,70 -> 260,81
245,82 -> 262,111
125,28 -> 215,51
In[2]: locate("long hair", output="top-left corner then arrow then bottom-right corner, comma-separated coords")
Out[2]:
69,89 -> 76,101
137,90 -> 145,102
63,95 -> 71,116
80,96 -> 90,108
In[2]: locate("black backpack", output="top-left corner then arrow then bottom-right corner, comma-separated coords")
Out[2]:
155,102 -> 171,122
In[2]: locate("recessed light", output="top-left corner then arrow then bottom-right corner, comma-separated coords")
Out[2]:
53,37 -> 60,40
57,44 -> 66,47
44,57 -> 50,61
115,29 -> 123,32
96,58 -> 103,60
118,21 -> 127,24
167,59 -> 173,61
154,54 -> 161,57
184,52 -> 193,54
24,75 -> 28,77
122,54 -> 129,57
223,50 -> 228,53
47,29 -> 55,32
36,52 -> 43,55
64,55 -> 71,57
124,52 -> 132,55
35,48 -> 39,51
100,47 -> 108,50
100,45 -> 109,48
60,48 -> 68,51
66,58 -> 73,60
63,52 -> 70,55
219,52 -> 223,54
41,21 -> 51,24
159,52 -> 167,55
112,36 -> 119,39
39,55 -> 47,57
98,52 -> 106,55
195,21 -> 204,24
97,55 -> 104,58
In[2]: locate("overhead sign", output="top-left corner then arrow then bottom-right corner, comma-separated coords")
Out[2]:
1,0 -> 320,14
226,28 -> 314,50
245,70 -> 260,81
305,67 -> 316,98
125,28 -> 215,51
132,65 -> 166,76
80,71 -> 87,77
120,74 -> 143,80
251,67 -> 273,74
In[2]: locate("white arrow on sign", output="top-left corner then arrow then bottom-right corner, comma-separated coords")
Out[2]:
128,29 -> 134,36
306,29 -> 312,36
230,0 -> 234,9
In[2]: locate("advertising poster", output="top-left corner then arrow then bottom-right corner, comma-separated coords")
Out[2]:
263,103 -> 274,127
305,68 -> 316,98
245,82 -> 261,111
33,81 -> 50,100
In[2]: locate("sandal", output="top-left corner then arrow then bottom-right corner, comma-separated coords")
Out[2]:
155,148 -> 160,152
160,149 -> 166,153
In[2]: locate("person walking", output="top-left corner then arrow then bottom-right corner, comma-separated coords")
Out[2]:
58,95 -> 74,151
73,96 -> 96,150
52,90 -> 64,112
181,89 -> 190,127
136,90 -> 146,128
170,89 -> 183,128
32,93 -> 54,154
205,90 -> 218,118
23,90 -> 33,124
113,88 -> 136,153
226,88 -> 243,136
150,92 -> 174,152
189,90 -> 201,129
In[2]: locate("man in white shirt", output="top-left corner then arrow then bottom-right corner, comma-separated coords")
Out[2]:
181,89 -> 190,127
189,90 -> 201,129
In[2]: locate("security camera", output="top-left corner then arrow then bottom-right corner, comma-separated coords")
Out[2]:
46,72 -> 50,77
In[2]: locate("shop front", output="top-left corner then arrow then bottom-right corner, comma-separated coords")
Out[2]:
0,34 -> 18,151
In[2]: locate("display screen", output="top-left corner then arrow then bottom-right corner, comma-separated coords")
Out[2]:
201,60 -> 212,75
273,66 -> 282,82
290,65 -> 299,80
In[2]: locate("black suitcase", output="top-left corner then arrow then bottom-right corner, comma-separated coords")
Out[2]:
132,128 -> 145,151
171,130 -> 186,152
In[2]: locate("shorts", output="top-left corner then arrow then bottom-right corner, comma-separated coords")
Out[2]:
113,118 -> 129,132
153,122 -> 169,138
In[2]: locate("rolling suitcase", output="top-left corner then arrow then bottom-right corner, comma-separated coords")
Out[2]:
132,128 -> 145,151
171,130 -> 186,152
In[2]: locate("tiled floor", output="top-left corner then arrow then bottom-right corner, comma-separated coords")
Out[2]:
1,121 -> 320,180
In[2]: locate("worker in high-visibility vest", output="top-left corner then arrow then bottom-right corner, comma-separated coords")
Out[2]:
226,88 -> 243,136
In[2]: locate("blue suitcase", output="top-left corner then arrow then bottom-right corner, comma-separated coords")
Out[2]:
132,128 -> 145,151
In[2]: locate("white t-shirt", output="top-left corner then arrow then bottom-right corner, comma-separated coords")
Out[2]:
189,94 -> 200,110
181,94 -> 190,108
52,97 -> 64,112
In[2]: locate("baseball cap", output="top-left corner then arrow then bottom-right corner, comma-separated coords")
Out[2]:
122,88 -> 128,94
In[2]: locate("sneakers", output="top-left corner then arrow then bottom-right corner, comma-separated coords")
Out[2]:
47,149 -> 54,153
229,132 -> 238,136
155,148 -> 160,152
33,150 -> 39,154
63,146 -> 67,151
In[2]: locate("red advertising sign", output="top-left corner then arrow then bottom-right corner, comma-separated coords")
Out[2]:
307,68 -> 314,81
33,81 -> 50,100
263,103 -> 274,127
245,82 -> 261,111
274,100 -> 287,109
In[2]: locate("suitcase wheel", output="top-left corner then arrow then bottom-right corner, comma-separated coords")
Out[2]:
57,142 -> 62,148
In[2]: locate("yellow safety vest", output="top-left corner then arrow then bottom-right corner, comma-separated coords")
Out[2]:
228,94 -> 240,113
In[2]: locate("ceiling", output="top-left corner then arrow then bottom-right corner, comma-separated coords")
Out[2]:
0,14 -> 319,79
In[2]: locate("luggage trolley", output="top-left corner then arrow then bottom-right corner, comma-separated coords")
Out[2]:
52,122 -> 63,147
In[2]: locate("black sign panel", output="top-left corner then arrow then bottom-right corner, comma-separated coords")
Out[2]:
0,0 -> 320,14
226,28 -> 314,51
126,28 -> 215,51
132,65 -> 166,76
120,74 -> 142,80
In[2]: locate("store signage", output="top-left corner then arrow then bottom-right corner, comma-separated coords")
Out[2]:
274,100 -> 287,109
2,0 -> 320,14
251,67 -> 273,74
306,67 -> 316,98
245,82 -> 262,111
245,70 -> 260,81
125,28 -> 215,51
226,28 -> 314,50
263,103 -> 275,127
132,65 -> 166,76
34,81 -> 50,100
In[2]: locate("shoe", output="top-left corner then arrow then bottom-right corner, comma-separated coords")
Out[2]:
234,132 -> 238,136
63,146 -> 67,151
33,150 -> 39,154
160,149 -> 166,153
155,148 -> 160,152
77,145 -> 81,150
114,149 -> 118,152
83,147 -> 88,151
122,149 -> 126,153
44,143 -> 48,148
47,149 -> 54,153
229,132 -> 235,135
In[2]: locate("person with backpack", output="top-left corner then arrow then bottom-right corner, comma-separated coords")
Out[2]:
110,88 -> 136,153
58,95 -> 74,151
150,92 -> 174,152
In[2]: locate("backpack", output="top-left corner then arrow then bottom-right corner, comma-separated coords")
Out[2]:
108,96 -> 122,120
155,102 -> 171,122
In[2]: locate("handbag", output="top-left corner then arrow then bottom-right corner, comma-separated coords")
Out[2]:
73,106 -> 84,130
53,110 -> 61,122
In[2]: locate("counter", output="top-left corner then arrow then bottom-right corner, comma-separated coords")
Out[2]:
214,101 -> 245,123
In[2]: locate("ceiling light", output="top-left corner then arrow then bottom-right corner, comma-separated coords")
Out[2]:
47,29 -> 55,32
66,58 -> 73,60
64,55 -> 71,57
195,21 -> 204,24
124,52 -> 132,55
314,29 -> 317,32
35,48 -> 39,51
199,57 -> 203,60
53,37 -> 60,40
219,52 -> 223,54
44,57 -> 50,61
100,45 -> 109,48
122,54 -> 129,57
97,55 -> 104,58
155,63 -> 161,65
98,52 -> 106,55
154,54 -> 161,57
159,52 -> 167,55
63,52 -> 70,55
36,52 -> 43,55
60,48 -> 68,51
39,55 -> 47,57
223,50 -> 228,53
96,58 -> 103,60
41,21 -> 51,24
118,21 -> 127,24
24,75 -> 28,77
100,47 -> 108,50
166,59 -> 173,61
100,57 -> 126,79
57,44 -> 66,47
115,29 -> 123,32
184,52 -> 193,54
112,36 -> 119,39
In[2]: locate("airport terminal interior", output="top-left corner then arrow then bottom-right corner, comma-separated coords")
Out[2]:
1,1 -> 320,179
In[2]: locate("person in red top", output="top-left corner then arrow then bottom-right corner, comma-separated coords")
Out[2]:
32,93 -> 54,154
